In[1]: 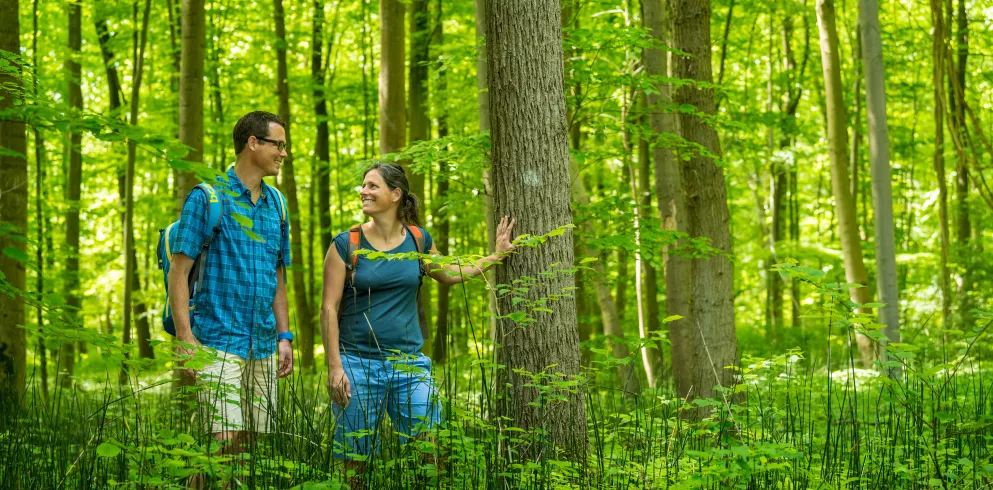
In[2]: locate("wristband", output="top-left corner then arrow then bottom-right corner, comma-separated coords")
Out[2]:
277,331 -> 294,342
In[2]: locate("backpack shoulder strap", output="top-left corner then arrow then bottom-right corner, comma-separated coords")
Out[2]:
266,184 -> 288,225
345,225 -> 362,286
192,183 -> 224,295
405,224 -> 427,276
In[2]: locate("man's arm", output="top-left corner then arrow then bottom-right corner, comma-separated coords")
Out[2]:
168,253 -> 199,377
273,266 -> 293,377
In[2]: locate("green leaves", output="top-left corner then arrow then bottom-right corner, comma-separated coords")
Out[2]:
96,442 -> 121,458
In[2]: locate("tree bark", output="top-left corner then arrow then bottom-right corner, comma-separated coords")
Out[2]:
273,0 -> 314,369
669,0 -> 739,407
0,0 -> 27,404
58,0 -> 85,387
860,0 -> 901,359
174,0 -> 205,393
487,0 -> 587,459
176,0 -> 205,200
816,0 -> 875,365
952,0 -> 972,328
637,97 -> 663,386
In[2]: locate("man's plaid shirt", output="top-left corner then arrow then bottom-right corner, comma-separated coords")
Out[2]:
172,167 -> 292,360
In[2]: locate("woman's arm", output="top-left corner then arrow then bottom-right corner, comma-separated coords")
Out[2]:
426,216 -> 516,286
320,243 -> 351,407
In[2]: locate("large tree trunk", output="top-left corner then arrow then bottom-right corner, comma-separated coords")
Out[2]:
59,0 -> 84,387
669,0 -> 739,407
816,0 -> 875,365
487,0 -> 587,459
274,0 -> 315,370
0,0 -> 28,405
929,0 -> 951,328
859,0 -> 900,355
176,0 -> 205,199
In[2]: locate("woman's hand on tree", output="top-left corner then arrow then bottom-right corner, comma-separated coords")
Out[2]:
495,216 -> 517,256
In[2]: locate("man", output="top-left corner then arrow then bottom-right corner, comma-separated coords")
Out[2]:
168,111 -> 294,483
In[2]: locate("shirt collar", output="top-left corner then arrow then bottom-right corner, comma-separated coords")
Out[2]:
224,166 -> 269,203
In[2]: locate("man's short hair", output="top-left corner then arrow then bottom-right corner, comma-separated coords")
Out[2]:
233,111 -> 285,155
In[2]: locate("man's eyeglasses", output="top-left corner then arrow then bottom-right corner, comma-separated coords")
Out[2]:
255,136 -> 286,152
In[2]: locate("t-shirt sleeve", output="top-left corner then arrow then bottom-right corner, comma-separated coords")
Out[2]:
332,231 -> 351,264
172,188 -> 209,259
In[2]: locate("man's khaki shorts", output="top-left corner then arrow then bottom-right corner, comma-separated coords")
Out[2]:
197,349 -> 278,434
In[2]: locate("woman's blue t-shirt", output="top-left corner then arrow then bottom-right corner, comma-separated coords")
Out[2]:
333,226 -> 433,359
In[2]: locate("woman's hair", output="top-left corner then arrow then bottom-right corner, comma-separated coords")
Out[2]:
364,162 -> 421,226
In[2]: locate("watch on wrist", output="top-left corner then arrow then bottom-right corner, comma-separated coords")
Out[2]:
277,331 -> 294,343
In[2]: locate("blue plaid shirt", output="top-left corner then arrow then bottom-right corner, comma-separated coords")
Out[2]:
172,167 -> 292,360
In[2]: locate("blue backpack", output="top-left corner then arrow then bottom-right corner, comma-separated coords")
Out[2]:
157,182 -> 289,336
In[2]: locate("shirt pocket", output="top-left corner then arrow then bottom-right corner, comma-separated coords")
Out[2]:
257,209 -> 284,270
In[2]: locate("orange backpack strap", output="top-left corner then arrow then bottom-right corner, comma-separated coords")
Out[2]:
404,224 -> 427,276
345,225 -> 362,286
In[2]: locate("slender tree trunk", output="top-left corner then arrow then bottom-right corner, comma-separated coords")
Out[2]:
816,0 -> 875,365
273,0 -> 314,369
637,94 -> 662,387
431,0 -> 452,363
174,0 -> 205,392
406,0 -> 432,342
176,0 -> 205,197
313,0 -> 332,257
474,0 -> 498,341
0,0 -> 27,404
669,0 -> 739,408
952,0 -> 972,328
849,30 -> 862,231
645,0 -> 686,392
571,163 -> 640,396
32,0 -> 49,402
487,0 -> 587,459
929,0 -> 952,327
860,0 -> 900,360
58,0 -> 85,387
122,0 -> 154,374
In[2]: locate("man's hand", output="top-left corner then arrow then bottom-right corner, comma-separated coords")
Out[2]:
278,339 -> 294,378
176,335 -> 200,379
327,366 -> 351,408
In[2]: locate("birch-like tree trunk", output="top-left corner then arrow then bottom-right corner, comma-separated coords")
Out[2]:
816,0 -> 875,365
860,0 -> 901,358
487,0 -> 587,459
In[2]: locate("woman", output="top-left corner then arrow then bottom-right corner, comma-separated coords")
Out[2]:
320,162 -> 515,473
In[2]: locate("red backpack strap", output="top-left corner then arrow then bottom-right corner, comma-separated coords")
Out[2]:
345,225 -> 362,286
405,224 -> 427,276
